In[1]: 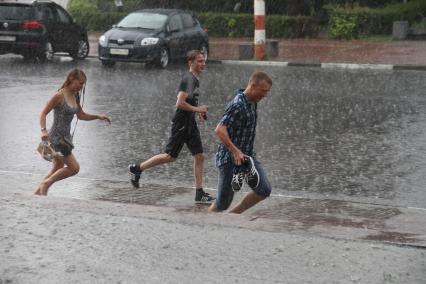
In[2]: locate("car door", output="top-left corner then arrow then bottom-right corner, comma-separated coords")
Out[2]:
51,4 -> 79,53
180,12 -> 201,52
166,14 -> 184,58
37,4 -> 59,48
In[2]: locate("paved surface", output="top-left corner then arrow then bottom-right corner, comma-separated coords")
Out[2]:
1,36 -> 426,283
1,190 -> 426,284
89,32 -> 426,65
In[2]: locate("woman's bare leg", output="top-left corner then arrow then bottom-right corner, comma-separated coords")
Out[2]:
34,158 -> 64,195
37,154 -> 80,196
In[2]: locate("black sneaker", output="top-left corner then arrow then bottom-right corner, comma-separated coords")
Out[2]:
195,189 -> 215,203
245,157 -> 260,189
231,170 -> 245,192
128,164 -> 141,188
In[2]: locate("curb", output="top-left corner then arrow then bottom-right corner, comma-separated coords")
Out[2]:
85,54 -> 426,72
220,60 -> 426,71
393,65 -> 426,71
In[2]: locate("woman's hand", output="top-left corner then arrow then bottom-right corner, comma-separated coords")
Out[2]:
98,114 -> 112,124
41,129 -> 49,141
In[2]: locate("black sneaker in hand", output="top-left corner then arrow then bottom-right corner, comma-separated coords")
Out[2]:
231,170 -> 245,192
128,164 -> 142,188
245,156 -> 260,189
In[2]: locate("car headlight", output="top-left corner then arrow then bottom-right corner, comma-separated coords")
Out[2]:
141,37 -> 159,46
99,35 -> 107,47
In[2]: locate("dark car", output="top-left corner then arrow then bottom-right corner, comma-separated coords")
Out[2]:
98,9 -> 209,68
0,0 -> 89,61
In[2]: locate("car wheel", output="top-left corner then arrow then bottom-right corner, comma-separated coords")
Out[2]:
101,60 -> 116,67
38,41 -> 54,62
23,53 -> 36,62
71,38 -> 90,60
156,47 -> 169,68
200,43 -> 208,61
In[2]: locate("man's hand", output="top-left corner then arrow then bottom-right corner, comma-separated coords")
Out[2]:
232,149 -> 247,166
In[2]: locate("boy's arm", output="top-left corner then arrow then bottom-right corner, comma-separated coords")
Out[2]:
176,91 -> 207,113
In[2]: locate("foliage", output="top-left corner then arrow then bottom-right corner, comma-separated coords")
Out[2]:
326,0 -> 426,36
227,18 -> 237,37
68,0 -> 144,13
68,8 -> 318,38
329,14 -> 358,39
67,0 -> 424,38
67,0 -> 97,18
198,13 -> 318,38
267,15 -> 319,38
198,13 -> 253,37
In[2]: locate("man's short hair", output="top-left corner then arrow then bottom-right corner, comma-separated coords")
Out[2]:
187,50 -> 203,63
249,71 -> 272,86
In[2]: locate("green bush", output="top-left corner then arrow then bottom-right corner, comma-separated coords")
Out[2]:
326,0 -> 426,36
67,0 -> 97,19
267,15 -> 318,38
198,13 -> 253,37
69,0 -> 144,13
329,14 -> 359,39
68,1 -> 319,38
198,13 -> 318,38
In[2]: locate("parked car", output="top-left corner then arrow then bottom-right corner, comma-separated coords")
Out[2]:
0,0 -> 89,61
98,8 -> 209,68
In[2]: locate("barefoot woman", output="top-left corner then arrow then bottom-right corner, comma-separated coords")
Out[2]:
35,68 -> 111,195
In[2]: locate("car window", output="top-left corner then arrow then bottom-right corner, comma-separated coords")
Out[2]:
117,12 -> 167,29
55,6 -> 72,24
0,4 -> 34,20
168,14 -> 183,32
39,5 -> 55,22
181,13 -> 196,28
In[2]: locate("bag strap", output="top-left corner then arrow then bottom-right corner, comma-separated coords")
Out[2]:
70,84 -> 85,138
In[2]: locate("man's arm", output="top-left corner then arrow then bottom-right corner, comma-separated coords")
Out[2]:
176,91 -> 207,114
215,123 -> 246,166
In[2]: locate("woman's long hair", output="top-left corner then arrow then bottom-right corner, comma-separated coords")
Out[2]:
60,68 -> 86,89
59,68 -> 86,104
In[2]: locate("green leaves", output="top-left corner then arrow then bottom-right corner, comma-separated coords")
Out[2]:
329,14 -> 359,40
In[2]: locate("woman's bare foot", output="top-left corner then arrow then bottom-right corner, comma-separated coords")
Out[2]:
34,182 -> 49,196
34,187 -> 42,195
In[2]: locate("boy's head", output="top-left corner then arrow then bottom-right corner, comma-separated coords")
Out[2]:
187,50 -> 206,74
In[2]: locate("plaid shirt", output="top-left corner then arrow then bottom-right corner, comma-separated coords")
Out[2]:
215,89 -> 257,167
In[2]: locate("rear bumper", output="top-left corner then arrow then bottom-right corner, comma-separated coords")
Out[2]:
0,41 -> 43,55
0,32 -> 44,55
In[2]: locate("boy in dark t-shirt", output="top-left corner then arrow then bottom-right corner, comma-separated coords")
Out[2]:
129,50 -> 215,203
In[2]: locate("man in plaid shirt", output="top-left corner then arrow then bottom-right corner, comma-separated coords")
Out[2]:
209,71 -> 273,213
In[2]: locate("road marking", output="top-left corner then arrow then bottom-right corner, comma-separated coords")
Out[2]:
321,63 -> 393,70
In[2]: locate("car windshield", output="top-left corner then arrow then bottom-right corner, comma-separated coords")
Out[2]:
117,12 -> 167,29
0,5 -> 34,20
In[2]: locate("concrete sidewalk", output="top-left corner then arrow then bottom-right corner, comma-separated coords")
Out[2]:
88,32 -> 426,66
1,190 -> 426,283
1,169 -> 426,283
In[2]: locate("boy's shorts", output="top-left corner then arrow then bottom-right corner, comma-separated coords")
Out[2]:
165,121 -> 203,158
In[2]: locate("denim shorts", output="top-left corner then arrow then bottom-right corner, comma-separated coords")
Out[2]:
215,157 -> 272,210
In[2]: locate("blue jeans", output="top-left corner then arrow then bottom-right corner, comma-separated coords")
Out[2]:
215,157 -> 272,210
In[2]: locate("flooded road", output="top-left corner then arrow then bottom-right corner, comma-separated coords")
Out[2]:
1,57 -> 426,209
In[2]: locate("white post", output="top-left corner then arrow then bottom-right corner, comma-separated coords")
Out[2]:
254,0 -> 266,60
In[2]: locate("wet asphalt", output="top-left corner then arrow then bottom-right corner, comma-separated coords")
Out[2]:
1,55 -> 426,249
